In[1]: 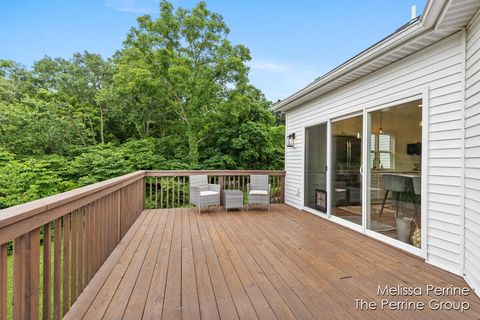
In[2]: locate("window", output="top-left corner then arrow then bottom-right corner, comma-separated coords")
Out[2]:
370,133 -> 394,169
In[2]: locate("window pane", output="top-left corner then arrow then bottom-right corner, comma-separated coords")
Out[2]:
380,152 -> 391,169
370,134 -> 376,151
379,134 -> 390,151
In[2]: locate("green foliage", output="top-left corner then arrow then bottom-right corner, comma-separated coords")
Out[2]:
0,155 -> 76,208
0,0 -> 284,209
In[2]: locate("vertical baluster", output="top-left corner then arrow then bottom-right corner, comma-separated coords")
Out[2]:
172,176 -> 176,208
0,243 -> 7,320
86,205 -> 92,284
92,203 -> 98,280
167,178 -> 170,209
160,177 -> 164,209
182,176 -> 185,207
155,177 -> 158,209
77,209 -> 84,295
53,218 -> 61,320
30,228 -> 40,319
177,176 -> 180,208
63,214 -> 70,315
149,177 -> 153,209
43,223 -> 51,320
102,198 -> 107,264
71,211 -> 77,304
13,235 -> 25,320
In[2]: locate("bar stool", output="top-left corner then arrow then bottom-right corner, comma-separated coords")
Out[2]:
380,174 -> 410,217
412,176 -> 421,219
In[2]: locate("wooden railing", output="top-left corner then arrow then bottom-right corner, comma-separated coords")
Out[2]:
144,170 -> 286,209
0,169 -> 285,319
0,171 -> 145,320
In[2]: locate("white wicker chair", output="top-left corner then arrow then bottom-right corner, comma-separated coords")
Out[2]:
189,175 -> 221,214
247,175 -> 271,211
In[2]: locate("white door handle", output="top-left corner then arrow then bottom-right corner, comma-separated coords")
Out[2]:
359,165 -> 364,176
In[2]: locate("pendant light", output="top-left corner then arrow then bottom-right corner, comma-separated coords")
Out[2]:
379,111 -> 384,134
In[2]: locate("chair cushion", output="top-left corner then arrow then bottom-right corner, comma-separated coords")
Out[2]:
200,191 -> 219,196
249,190 -> 268,196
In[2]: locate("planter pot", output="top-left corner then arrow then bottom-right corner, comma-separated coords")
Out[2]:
396,216 -> 412,243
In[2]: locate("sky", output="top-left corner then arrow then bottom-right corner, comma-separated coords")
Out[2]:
0,0 -> 427,102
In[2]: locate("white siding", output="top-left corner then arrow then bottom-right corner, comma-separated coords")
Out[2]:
464,10 -> 480,295
285,32 -> 464,273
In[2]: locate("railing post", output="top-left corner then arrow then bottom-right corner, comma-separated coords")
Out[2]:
218,176 -> 224,205
280,174 -> 285,203
117,190 -> 121,243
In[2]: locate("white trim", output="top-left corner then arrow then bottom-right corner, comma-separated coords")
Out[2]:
327,120 -> 332,218
284,113 -> 288,172
459,27 -> 466,276
421,88 -> 430,260
362,110 -> 368,233
364,229 -> 423,256
363,89 -> 428,259
301,125 -> 306,208
464,275 -> 480,298
303,206 -> 364,233
303,121 -> 329,211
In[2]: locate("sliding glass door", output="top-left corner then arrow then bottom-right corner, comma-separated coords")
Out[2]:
305,123 -> 327,212
304,100 -> 423,250
331,115 -> 363,225
366,100 -> 422,248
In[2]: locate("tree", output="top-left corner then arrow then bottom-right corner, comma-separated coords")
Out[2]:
116,0 -> 251,164
33,52 -> 114,144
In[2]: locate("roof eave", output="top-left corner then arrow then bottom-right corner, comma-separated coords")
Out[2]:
272,0 -> 448,112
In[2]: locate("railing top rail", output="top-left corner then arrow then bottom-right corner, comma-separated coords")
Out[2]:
145,170 -> 286,177
0,170 -> 146,230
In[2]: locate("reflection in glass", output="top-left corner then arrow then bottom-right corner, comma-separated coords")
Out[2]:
305,123 -> 327,211
331,115 -> 363,225
367,100 -> 422,248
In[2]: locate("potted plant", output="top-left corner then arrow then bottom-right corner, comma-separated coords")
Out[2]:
396,211 -> 413,243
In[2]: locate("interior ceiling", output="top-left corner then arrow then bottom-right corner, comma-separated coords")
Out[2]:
381,99 -> 423,116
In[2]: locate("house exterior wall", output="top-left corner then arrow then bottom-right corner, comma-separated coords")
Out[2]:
285,32 -> 464,274
464,10 -> 480,295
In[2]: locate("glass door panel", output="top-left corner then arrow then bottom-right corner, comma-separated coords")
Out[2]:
366,100 -> 422,248
331,115 -> 363,225
305,123 -> 327,212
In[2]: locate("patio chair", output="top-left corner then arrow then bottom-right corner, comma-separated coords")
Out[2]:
247,175 -> 271,211
189,175 -> 221,214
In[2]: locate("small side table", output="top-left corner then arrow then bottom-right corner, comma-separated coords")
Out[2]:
223,190 -> 244,211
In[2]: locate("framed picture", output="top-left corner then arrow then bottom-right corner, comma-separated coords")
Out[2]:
315,189 -> 327,212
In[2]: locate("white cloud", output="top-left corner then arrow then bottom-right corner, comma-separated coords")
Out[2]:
248,59 -> 322,102
105,0 -> 157,14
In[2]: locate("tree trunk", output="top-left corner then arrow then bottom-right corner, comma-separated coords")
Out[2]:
100,108 -> 105,144
188,132 -> 199,164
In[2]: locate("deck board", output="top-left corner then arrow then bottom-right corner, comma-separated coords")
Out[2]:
65,204 -> 480,320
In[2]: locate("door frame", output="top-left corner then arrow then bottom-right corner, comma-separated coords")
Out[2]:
301,88 -> 429,258
362,89 -> 428,258
303,121 -> 329,216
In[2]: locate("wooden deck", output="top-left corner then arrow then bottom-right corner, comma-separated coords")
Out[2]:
65,204 -> 480,320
